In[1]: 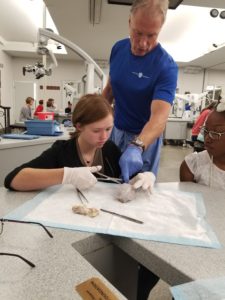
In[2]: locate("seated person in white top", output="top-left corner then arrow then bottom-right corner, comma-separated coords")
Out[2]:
46,98 -> 57,112
19,97 -> 34,121
180,100 -> 225,190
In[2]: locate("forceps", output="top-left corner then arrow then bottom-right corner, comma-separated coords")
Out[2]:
76,188 -> 89,205
95,171 -> 122,184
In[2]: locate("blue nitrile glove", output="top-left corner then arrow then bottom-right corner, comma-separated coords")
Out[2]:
119,144 -> 143,183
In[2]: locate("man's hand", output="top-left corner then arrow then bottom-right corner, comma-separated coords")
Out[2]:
62,166 -> 102,190
119,145 -> 143,183
129,172 -> 155,193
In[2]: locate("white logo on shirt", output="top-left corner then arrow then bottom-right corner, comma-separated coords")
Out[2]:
132,72 -> 150,79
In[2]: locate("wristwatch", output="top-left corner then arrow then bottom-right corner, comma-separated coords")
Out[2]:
130,137 -> 145,151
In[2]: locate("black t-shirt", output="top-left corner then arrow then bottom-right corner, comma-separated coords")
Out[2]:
4,139 -> 121,190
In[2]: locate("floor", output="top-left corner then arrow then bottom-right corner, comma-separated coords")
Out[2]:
157,143 -> 193,183
147,144 -> 193,300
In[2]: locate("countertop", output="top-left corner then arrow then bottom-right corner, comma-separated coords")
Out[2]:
0,129 -> 70,150
0,128 -> 72,185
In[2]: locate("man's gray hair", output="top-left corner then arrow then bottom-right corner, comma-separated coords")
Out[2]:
130,0 -> 169,23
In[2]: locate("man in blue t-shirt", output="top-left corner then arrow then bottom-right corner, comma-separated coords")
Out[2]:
103,1 -> 178,299
103,0 -> 178,184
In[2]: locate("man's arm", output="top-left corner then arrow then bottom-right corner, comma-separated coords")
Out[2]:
102,77 -> 114,105
138,99 -> 171,149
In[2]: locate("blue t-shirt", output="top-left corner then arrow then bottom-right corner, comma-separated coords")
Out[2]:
109,38 -> 178,134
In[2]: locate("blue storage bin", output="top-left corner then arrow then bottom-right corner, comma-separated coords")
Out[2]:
25,120 -> 56,136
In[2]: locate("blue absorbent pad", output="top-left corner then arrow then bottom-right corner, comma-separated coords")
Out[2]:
4,183 -> 221,249
2,133 -> 40,140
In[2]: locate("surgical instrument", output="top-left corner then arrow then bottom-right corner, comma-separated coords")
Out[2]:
100,208 -> 143,224
95,171 -> 122,184
76,188 -> 89,205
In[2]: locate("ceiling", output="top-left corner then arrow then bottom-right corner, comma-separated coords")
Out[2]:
1,0 -> 225,70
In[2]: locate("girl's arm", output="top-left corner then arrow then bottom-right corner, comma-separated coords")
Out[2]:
180,160 -> 195,182
10,168 -> 64,191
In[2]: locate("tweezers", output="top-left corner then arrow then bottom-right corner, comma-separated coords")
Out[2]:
95,171 -> 122,184
100,208 -> 143,224
76,188 -> 89,205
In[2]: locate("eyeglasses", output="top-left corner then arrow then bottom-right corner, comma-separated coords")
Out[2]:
200,126 -> 225,140
0,218 -> 53,268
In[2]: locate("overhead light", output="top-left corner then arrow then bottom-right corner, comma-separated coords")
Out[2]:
107,0 -> 183,9
183,66 -> 202,74
210,8 -> 225,19
210,9 -> 219,18
90,0 -> 102,25
211,41 -> 225,49
220,10 -> 225,19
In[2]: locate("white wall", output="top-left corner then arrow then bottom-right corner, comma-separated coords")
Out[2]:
177,68 -> 204,93
203,69 -> 225,95
0,47 -> 14,127
177,67 -> 225,95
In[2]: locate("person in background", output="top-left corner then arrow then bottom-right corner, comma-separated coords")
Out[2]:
65,101 -> 72,114
184,91 -> 191,111
5,94 -> 154,193
19,96 -> 34,121
191,102 -> 217,141
102,0 -> 177,299
46,98 -> 57,112
34,99 -> 44,116
180,101 -> 225,190
102,0 -> 178,185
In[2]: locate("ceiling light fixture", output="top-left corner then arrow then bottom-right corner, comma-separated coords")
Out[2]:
220,10 -> 225,19
210,8 -> 219,18
90,0 -> 102,25
210,8 -> 225,19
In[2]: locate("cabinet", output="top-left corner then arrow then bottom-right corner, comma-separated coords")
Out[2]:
164,118 -> 188,140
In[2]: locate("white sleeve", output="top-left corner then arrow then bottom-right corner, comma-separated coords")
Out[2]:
184,152 -> 199,176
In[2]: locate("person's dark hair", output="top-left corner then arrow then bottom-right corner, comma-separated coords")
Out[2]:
39,100 -> 44,105
201,101 -> 217,113
71,94 -> 113,138
46,98 -> 54,107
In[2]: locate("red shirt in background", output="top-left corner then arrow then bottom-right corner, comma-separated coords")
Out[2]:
34,104 -> 44,116
192,109 -> 211,137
